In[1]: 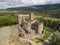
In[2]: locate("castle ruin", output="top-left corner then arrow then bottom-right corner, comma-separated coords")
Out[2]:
18,12 -> 44,39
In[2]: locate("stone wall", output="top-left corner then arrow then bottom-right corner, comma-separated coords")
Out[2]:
29,12 -> 34,20
38,22 -> 44,35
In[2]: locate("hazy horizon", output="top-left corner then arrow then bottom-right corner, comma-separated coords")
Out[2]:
0,0 -> 60,9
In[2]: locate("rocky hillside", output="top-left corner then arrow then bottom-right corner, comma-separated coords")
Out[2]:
0,25 -> 31,45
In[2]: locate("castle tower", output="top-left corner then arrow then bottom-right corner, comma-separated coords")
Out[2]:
29,12 -> 34,20
38,22 -> 44,35
18,15 -> 22,25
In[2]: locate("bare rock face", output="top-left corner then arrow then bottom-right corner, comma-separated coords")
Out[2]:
9,25 -> 19,45
0,26 -> 13,45
0,25 -> 31,45
8,25 -> 32,45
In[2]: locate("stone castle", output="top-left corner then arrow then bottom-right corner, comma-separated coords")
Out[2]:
17,12 -> 44,39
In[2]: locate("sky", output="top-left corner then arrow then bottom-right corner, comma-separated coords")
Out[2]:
0,0 -> 60,9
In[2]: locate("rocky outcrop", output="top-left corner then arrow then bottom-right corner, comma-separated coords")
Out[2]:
0,25 -> 32,45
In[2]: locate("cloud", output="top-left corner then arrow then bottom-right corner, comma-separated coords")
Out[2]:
0,0 -> 60,9
0,0 -> 5,2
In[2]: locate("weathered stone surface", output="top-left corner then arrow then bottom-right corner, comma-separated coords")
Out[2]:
18,12 -> 44,39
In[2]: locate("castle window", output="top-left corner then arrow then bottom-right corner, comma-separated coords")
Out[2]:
42,30 -> 44,34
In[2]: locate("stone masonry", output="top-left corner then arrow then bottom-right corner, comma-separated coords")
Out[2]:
18,12 -> 44,39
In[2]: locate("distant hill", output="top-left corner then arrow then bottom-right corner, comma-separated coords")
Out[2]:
35,8 -> 60,18
6,4 -> 60,12
0,4 -> 60,18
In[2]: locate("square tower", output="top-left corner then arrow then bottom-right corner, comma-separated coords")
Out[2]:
29,12 -> 34,20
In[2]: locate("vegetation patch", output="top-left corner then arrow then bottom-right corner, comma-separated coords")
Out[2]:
43,27 -> 53,40
0,14 -> 18,27
34,37 -> 44,43
35,9 -> 60,18
49,34 -> 60,45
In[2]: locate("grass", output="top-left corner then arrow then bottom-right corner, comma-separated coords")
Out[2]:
0,12 -> 18,27
0,15 -> 17,27
43,27 -> 54,40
